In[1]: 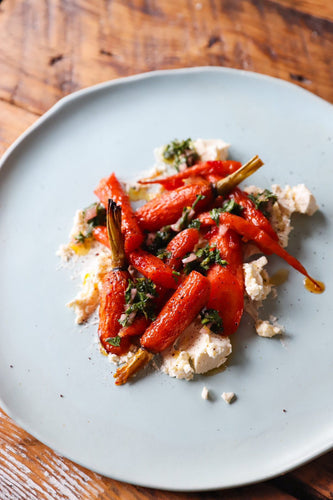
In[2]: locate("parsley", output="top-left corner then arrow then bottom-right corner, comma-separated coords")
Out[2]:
184,244 -> 227,275
145,225 -> 174,256
85,203 -> 107,227
187,218 -> 201,229
74,228 -> 92,243
163,138 -> 199,170
178,194 -> 206,231
119,278 -> 157,327
200,308 -> 223,333
156,249 -> 172,260
210,199 -> 243,226
106,336 -> 121,347
248,189 -> 277,217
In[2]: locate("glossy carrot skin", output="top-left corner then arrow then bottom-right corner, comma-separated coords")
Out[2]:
165,228 -> 200,270
230,187 -> 279,241
209,227 -> 244,289
128,249 -> 179,289
207,264 -> 244,336
92,226 -> 110,248
138,161 -> 241,190
119,316 -> 151,338
199,211 -> 316,283
136,182 -> 213,232
94,173 -> 143,253
141,271 -> 210,353
98,270 -> 131,355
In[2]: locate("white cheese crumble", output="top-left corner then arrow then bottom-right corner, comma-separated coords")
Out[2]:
201,386 -> 209,400
255,316 -> 284,338
221,392 -> 235,404
161,322 -> 232,380
243,256 -> 272,302
193,139 -> 230,162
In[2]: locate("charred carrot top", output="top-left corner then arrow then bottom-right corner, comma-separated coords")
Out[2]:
165,228 -> 200,270
98,201 -> 131,356
199,211 -> 322,290
94,172 -> 143,253
128,248 -> 180,289
138,161 -> 242,190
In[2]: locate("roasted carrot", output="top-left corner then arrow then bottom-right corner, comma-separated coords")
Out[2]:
94,173 -> 143,253
92,225 -> 110,248
209,227 -> 244,290
230,187 -> 279,241
128,248 -> 180,289
165,228 -> 200,270
136,157 -> 263,232
119,316 -> 151,338
140,270 -> 211,352
199,211 -> 321,289
98,200 -> 131,355
136,182 -> 213,232
138,160 -> 242,190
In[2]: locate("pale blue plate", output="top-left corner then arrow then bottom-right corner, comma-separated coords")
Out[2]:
0,68 -> 332,491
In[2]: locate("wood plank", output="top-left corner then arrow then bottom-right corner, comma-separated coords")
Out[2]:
0,0 -> 332,121
271,0 -> 333,22
0,100 -> 39,156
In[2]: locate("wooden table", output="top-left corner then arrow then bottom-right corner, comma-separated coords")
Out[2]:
0,0 -> 332,498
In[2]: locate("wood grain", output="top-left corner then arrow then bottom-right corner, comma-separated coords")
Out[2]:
0,0 -> 332,498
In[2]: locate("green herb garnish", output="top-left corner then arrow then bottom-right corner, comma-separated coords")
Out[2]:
145,225 -> 174,256
119,278 -> 157,327
200,308 -> 223,333
248,189 -> 277,217
177,194 -> 205,231
74,229 -> 92,243
210,199 -> 243,226
85,203 -> 107,227
106,336 -> 122,347
184,244 -> 227,275
163,138 -> 199,171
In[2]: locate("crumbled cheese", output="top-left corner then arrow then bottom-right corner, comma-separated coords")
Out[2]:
255,317 -> 284,338
221,392 -> 235,404
66,250 -> 111,324
201,386 -> 209,400
193,139 -> 230,162
161,322 -> 232,380
243,256 -> 272,302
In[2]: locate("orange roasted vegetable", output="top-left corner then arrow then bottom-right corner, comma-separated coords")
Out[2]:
94,173 -> 143,253
128,249 -> 180,289
165,228 -> 200,270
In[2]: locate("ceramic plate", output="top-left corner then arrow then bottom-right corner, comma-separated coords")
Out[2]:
0,68 -> 332,491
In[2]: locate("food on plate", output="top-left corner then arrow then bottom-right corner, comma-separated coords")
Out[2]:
58,138 -> 323,385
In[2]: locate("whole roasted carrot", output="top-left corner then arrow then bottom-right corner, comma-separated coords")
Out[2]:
229,187 -> 279,241
136,156 -> 263,232
94,173 -> 143,253
136,182 -> 213,232
119,316 -> 151,338
98,201 -> 131,355
92,225 -> 109,248
199,211 -> 321,289
114,271 -> 211,385
128,248 -> 180,289
138,160 -> 242,190
165,228 -> 200,270
209,227 -> 244,290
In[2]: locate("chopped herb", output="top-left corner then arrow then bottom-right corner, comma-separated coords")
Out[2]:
172,270 -> 181,277
120,278 -> 157,327
157,249 -> 172,260
184,244 -> 227,275
200,308 -> 223,333
163,138 -> 199,170
106,336 -> 122,347
210,199 -> 243,226
192,194 -> 205,209
248,189 -> 278,217
145,225 -> 174,256
178,194 -> 206,231
86,203 -> 107,227
74,228 -> 92,243
187,218 -> 201,229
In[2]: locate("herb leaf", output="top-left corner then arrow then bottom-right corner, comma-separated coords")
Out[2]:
145,225 -> 175,256
200,308 -> 223,333
86,203 -> 107,227
184,244 -> 227,275
120,278 -> 157,327
248,189 -> 277,217
163,138 -> 199,170
106,335 -> 122,347
210,199 -> 243,226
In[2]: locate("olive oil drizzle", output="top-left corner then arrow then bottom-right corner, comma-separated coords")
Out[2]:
304,277 -> 325,294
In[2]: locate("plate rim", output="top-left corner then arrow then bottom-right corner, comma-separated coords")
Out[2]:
0,66 -> 332,491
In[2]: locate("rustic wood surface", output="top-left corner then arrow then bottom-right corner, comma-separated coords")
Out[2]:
0,0 -> 332,498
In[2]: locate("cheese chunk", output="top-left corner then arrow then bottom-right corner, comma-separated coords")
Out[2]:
243,256 -> 272,302
256,318 -> 284,338
193,138 -> 230,161
221,392 -> 235,404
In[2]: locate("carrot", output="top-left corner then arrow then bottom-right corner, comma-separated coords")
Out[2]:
136,182 -> 213,232
94,173 -> 143,253
199,211 -> 321,289
230,187 -> 279,241
128,248 -> 180,289
140,271 -> 211,353
119,316 -> 151,338
92,226 -> 109,248
138,161 -> 242,190
98,201 -> 131,355
209,227 -> 244,290
165,228 -> 200,270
